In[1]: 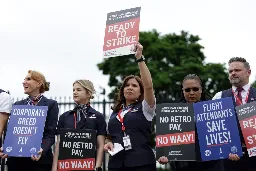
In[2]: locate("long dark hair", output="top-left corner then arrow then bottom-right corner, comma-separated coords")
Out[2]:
111,75 -> 144,113
178,74 -> 211,102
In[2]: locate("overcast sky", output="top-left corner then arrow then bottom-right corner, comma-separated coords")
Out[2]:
1,0 -> 255,100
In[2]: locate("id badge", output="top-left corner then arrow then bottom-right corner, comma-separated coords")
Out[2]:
123,135 -> 132,151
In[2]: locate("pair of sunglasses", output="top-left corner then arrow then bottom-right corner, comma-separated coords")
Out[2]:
184,87 -> 200,92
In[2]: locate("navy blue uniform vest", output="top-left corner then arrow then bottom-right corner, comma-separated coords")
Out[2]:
221,87 -> 256,152
107,101 -> 156,168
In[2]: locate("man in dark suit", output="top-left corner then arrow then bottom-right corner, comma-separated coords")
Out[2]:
212,57 -> 256,171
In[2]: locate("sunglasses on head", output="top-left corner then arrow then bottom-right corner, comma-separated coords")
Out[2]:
184,87 -> 200,92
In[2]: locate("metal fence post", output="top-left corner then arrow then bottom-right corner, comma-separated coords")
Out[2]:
101,88 -> 106,171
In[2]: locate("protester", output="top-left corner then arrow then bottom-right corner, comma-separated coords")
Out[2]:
52,79 -> 106,171
104,42 -> 157,171
0,70 -> 59,171
212,57 -> 256,171
158,74 -> 224,171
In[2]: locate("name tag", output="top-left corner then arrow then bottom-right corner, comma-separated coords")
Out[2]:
123,135 -> 132,151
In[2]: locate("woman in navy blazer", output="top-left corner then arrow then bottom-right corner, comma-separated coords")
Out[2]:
52,79 -> 106,171
1,70 -> 59,171
104,42 -> 157,171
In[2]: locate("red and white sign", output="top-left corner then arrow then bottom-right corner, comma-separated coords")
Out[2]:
103,7 -> 141,58
58,158 -> 95,171
239,115 -> 256,157
236,101 -> 256,157
156,131 -> 195,147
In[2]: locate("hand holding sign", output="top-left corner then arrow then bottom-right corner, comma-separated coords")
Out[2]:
0,147 -> 8,159
158,156 -> 169,165
229,153 -> 240,161
134,42 -> 143,59
31,148 -> 43,161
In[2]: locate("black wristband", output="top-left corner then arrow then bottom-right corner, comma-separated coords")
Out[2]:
95,167 -> 102,171
135,55 -> 145,63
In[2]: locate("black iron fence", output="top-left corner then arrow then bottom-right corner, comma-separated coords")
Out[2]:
0,95 -> 170,171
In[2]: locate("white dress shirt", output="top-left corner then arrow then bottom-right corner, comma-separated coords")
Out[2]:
212,83 -> 251,104
0,91 -> 12,113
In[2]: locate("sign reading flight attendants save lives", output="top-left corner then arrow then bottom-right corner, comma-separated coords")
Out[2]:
58,129 -> 97,171
194,97 -> 243,161
3,105 -> 48,157
103,7 -> 141,58
156,103 -> 196,161
236,101 -> 256,157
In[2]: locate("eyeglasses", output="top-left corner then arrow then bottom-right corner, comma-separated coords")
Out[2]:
184,87 -> 200,92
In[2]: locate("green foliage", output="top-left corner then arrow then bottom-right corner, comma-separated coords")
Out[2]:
252,80 -> 256,88
98,30 -> 230,102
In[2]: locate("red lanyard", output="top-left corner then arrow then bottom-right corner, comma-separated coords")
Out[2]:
232,87 -> 250,105
117,107 -> 132,132
74,113 -> 77,129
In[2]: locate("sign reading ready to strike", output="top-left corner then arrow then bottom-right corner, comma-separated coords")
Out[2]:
103,7 -> 141,58
3,105 -> 48,157
156,103 -> 196,161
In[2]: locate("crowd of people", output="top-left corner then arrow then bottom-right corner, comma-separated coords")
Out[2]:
0,42 -> 254,171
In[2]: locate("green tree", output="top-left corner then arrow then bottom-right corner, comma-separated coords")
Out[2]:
252,80 -> 256,88
98,30 -> 230,102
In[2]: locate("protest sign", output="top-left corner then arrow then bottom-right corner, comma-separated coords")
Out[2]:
58,129 -> 97,171
103,7 -> 141,58
236,101 -> 256,157
156,103 -> 196,161
194,97 -> 243,161
3,105 -> 48,157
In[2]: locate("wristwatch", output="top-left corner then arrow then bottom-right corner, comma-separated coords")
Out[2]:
95,167 -> 102,171
135,55 -> 145,63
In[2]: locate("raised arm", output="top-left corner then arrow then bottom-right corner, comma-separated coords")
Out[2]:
135,42 -> 155,107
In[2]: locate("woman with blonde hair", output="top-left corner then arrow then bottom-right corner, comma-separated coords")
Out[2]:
52,79 -> 106,171
0,70 -> 59,171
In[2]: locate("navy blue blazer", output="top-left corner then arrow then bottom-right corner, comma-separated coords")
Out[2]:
56,105 -> 107,136
107,101 -> 156,168
10,95 -> 59,164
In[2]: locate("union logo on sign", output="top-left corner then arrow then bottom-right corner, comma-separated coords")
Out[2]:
205,150 -> 211,156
